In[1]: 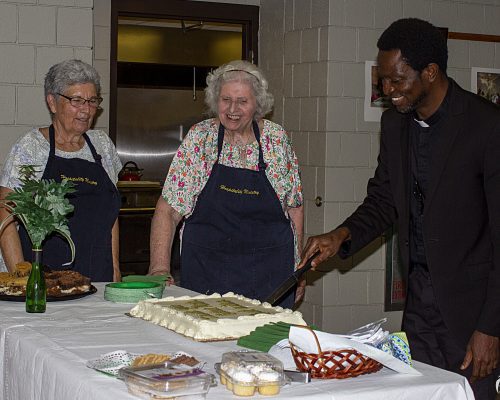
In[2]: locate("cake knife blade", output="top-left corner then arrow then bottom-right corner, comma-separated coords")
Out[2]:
264,252 -> 318,306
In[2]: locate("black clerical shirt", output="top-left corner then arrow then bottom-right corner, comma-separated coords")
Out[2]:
409,84 -> 452,267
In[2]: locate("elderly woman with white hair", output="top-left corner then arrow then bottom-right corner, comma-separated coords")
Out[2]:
0,59 -> 122,282
149,60 -> 304,308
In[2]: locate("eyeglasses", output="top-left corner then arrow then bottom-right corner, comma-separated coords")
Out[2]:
57,93 -> 103,108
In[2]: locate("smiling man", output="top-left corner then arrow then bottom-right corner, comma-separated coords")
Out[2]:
300,18 -> 500,399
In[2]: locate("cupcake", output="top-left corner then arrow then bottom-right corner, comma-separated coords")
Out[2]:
248,363 -> 267,376
225,365 -> 237,390
220,361 -> 238,386
219,362 -> 229,385
231,368 -> 256,396
257,369 -> 281,396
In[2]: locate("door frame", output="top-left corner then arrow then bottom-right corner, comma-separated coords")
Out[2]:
109,0 -> 259,142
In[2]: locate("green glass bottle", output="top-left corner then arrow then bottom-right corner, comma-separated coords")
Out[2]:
26,247 -> 46,313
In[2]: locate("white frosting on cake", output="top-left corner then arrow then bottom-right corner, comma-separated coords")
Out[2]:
129,292 -> 306,341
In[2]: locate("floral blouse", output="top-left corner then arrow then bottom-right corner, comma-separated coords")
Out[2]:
163,118 -> 303,266
163,118 -> 303,215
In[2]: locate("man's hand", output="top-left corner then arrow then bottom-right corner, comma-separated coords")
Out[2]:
460,330 -> 499,382
298,227 -> 351,269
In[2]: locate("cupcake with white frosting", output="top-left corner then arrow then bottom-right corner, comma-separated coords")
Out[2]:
248,363 -> 267,376
220,361 -> 236,386
224,365 -> 237,390
231,367 -> 256,396
257,368 -> 281,396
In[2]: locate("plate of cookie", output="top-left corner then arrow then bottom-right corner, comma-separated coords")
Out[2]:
0,262 -> 96,301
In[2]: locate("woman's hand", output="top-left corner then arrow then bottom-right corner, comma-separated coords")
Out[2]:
0,186 -> 25,272
148,267 -> 175,286
148,198 -> 182,279
113,269 -> 122,282
166,276 -> 175,286
111,219 -> 120,281
294,276 -> 306,304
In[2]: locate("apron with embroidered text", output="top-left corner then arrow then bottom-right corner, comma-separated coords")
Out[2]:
181,121 -> 295,308
19,125 -> 120,281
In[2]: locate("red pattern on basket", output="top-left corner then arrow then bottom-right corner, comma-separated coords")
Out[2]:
290,326 -> 382,379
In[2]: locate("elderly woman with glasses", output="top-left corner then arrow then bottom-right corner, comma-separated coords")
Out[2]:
0,59 -> 122,282
149,60 -> 304,308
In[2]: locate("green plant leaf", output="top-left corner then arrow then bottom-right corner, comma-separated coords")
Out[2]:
54,227 -> 76,265
0,165 -> 75,252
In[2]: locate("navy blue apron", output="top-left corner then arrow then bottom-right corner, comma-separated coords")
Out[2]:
181,121 -> 295,308
19,125 -> 120,281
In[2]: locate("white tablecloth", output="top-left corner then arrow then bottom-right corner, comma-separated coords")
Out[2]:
0,283 -> 475,400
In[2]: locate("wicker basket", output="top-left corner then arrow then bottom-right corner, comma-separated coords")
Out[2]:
289,326 -> 382,379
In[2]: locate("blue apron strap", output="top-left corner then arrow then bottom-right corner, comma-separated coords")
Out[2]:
48,125 -> 56,156
217,123 -> 225,159
83,133 -> 102,165
252,120 -> 267,171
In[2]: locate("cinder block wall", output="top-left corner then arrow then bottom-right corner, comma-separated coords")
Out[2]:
0,0 -> 103,169
92,0 -> 110,133
260,0 -> 500,333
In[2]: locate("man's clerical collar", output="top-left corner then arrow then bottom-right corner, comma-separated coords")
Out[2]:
414,119 -> 430,128
413,78 -> 452,127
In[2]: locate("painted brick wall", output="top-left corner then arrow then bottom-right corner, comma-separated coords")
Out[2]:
0,0 -> 94,167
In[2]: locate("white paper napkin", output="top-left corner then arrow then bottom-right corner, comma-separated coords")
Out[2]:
289,326 -> 421,375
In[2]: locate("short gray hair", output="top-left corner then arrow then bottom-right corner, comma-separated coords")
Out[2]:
44,59 -> 101,98
204,60 -> 274,120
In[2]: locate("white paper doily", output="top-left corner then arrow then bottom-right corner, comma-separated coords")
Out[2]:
86,350 -> 199,377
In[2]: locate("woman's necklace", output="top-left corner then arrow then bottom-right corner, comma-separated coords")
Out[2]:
42,127 -> 84,152
226,131 -> 253,168
230,133 -> 252,146
56,137 -> 85,152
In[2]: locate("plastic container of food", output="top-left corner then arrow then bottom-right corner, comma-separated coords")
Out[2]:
119,363 -> 214,399
218,351 -> 286,397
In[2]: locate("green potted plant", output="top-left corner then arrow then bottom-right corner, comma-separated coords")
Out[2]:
0,165 -> 75,312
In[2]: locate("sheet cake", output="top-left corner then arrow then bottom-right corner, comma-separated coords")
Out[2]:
129,292 -> 306,341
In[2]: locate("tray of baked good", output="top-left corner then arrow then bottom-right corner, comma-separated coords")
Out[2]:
0,267 -> 96,301
0,285 -> 97,302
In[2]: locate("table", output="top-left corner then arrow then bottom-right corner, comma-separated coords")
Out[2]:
0,283 -> 474,400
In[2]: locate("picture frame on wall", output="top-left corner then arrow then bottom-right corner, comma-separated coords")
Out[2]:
364,61 -> 390,122
471,67 -> 500,106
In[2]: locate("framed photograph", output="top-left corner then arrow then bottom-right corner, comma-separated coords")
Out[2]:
471,67 -> 500,105
364,61 -> 391,122
383,225 -> 407,311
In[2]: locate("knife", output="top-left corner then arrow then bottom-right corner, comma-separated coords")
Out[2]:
264,252 -> 319,306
